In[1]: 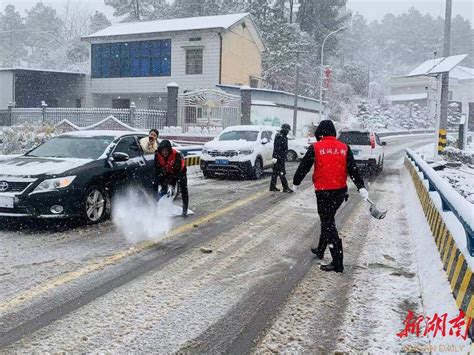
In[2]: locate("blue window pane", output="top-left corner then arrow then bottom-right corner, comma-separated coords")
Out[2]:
140,41 -> 150,57
150,41 -> 161,58
131,58 -> 140,77
130,42 -> 140,58
141,57 -> 150,76
151,57 -> 161,76
91,44 -> 101,78
110,43 -> 121,77
120,42 -> 130,58
162,57 -> 171,76
101,44 -> 111,78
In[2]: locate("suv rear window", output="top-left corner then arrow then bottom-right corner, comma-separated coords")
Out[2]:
338,131 -> 370,145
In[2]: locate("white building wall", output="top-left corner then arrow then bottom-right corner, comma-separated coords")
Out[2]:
88,32 -> 221,101
0,71 -> 14,109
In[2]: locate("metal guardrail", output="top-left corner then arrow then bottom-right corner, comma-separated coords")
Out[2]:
405,148 -> 474,256
377,129 -> 435,138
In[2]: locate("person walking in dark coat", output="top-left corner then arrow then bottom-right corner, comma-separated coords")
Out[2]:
270,123 -> 293,193
155,140 -> 189,217
292,120 -> 369,273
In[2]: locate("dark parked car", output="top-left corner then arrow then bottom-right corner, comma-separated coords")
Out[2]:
0,130 -> 169,223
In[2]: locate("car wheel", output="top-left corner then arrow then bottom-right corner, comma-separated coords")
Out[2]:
287,150 -> 297,162
250,158 -> 263,180
83,187 -> 109,224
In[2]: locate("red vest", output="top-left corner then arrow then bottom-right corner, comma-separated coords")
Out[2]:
156,149 -> 185,174
312,137 -> 348,190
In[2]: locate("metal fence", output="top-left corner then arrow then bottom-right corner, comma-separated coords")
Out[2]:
178,89 -> 241,133
3,107 -> 166,130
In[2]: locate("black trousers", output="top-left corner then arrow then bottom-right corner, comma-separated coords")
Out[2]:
270,158 -> 289,190
178,175 -> 189,213
315,188 -> 347,267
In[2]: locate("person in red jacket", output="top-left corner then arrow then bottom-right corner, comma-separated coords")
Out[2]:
292,120 -> 369,273
155,140 -> 189,217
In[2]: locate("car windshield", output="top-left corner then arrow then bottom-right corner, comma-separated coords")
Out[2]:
219,131 -> 259,142
338,132 -> 371,146
26,136 -> 115,159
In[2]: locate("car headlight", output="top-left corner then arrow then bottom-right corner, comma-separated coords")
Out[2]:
202,148 -> 209,154
239,149 -> 254,155
32,176 -> 76,194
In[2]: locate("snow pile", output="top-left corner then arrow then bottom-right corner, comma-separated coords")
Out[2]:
0,123 -> 59,155
112,188 -> 173,243
355,101 -> 433,131
442,146 -> 474,165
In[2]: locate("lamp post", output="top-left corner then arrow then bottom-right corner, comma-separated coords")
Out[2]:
319,26 -> 348,121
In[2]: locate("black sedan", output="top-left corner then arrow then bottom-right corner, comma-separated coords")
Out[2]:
0,130 -> 169,223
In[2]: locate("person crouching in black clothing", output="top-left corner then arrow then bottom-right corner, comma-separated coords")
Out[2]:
154,140 -> 189,217
270,123 -> 293,193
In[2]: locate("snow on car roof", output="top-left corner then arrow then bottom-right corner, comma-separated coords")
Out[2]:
61,130 -> 146,138
83,13 -> 248,39
223,125 -> 276,132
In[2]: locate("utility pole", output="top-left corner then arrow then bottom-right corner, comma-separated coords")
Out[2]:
292,50 -> 301,136
319,26 -> 347,122
438,0 -> 452,156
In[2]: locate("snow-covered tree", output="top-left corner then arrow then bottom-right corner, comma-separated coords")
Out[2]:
24,3 -> 64,69
90,11 -> 111,33
0,5 -> 27,67
104,0 -> 172,21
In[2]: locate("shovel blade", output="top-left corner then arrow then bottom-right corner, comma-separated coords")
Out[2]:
370,204 -> 387,219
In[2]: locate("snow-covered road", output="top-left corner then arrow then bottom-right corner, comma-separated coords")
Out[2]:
1,135 -> 457,353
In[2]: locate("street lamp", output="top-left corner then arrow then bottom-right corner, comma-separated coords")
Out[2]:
319,26 -> 348,121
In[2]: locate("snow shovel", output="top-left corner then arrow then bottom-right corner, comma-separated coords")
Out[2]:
367,198 -> 387,220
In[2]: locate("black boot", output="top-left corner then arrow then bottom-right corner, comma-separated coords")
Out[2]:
282,187 -> 293,193
323,238 -> 344,272
311,248 -> 325,260
320,262 -> 344,273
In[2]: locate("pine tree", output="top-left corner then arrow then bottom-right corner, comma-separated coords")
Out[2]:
24,3 -> 64,68
0,5 -> 27,67
90,11 -> 111,33
104,0 -> 171,21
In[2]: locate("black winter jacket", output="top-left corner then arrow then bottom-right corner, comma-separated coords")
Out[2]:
272,132 -> 288,161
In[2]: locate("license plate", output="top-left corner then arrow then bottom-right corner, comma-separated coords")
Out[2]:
0,196 -> 14,208
215,159 -> 229,165
353,150 -> 360,155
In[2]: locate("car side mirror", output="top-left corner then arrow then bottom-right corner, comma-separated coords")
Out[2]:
382,142 -> 387,146
261,138 -> 269,144
111,152 -> 129,162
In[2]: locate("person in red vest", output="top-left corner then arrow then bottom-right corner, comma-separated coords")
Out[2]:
292,120 -> 369,273
155,140 -> 189,217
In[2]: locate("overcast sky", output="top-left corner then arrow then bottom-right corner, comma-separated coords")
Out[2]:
2,0 -> 473,24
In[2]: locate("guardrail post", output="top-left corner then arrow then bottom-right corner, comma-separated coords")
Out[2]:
41,101 -> 48,124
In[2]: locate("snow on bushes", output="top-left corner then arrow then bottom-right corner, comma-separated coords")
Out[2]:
355,101 -> 433,131
0,123 -> 59,155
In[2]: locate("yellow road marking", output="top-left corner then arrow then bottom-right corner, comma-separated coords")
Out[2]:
0,190 -> 268,314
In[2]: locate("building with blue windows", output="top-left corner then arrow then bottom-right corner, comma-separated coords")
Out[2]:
82,13 -> 265,110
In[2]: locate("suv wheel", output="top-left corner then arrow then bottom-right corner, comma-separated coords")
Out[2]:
250,158 -> 263,180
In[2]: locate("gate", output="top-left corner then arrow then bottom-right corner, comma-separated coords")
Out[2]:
178,89 -> 241,133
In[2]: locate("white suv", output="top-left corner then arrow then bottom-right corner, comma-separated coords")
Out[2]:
200,125 -> 276,179
337,130 -> 385,175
